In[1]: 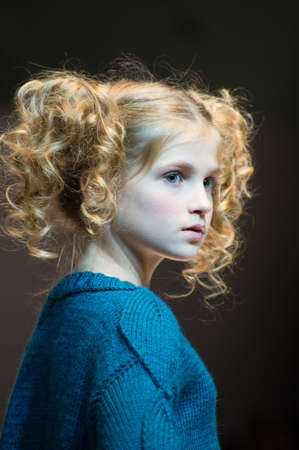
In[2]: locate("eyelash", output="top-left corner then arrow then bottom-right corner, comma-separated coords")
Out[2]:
163,171 -> 219,190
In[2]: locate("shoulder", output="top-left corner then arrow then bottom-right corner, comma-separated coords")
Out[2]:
45,284 -> 183,396
119,286 -> 181,339
118,286 -> 182,397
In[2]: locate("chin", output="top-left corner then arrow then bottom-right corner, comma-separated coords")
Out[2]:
165,248 -> 200,262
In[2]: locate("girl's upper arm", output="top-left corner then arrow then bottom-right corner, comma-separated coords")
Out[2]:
87,356 -> 183,450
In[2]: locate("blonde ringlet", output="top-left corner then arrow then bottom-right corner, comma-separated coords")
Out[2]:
0,57 -> 255,310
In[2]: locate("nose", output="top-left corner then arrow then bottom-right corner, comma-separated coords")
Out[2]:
188,186 -> 213,217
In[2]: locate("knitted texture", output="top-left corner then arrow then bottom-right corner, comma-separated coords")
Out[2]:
0,271 -> 221,449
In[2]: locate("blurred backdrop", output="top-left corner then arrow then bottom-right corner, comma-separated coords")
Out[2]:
0,3 -> 298,448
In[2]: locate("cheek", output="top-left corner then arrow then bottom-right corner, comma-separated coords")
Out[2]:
141,192 -> 180,218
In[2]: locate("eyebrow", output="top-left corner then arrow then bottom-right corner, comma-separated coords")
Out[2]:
159,161 -> 220,175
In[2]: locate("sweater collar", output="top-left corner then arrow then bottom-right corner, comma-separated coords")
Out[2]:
47,271 -> 137,301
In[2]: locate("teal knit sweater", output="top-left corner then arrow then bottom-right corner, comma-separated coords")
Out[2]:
0,271 -> 220,449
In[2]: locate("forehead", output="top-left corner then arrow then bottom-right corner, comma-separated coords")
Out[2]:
154,124 -> 220,166
123,121 -> 221,186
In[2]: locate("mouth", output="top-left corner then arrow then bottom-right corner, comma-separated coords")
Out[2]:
182,224 -> 205,233
182,229 -> 204,241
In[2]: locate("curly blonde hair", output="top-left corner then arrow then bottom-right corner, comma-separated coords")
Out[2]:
0,56 -> 255,310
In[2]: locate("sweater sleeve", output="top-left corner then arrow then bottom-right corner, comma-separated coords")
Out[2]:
86,356 -> 183,450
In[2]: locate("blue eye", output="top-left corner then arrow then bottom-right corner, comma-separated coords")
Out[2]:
164,171 -> 184,184
164,171 -> 219,190
204,177 -> 213,190
204,176 -> 219,191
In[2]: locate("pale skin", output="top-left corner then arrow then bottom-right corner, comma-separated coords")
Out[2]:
75,124 -> 221,288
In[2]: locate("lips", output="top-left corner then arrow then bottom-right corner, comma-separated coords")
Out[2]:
183,224 -> 205,234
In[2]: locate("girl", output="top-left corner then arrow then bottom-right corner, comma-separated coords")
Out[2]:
0,57 -> 254,449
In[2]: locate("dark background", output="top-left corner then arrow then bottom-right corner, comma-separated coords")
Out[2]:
0,3 -> 298,448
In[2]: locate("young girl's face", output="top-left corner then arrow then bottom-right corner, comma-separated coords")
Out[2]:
110,125 -> 220,263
